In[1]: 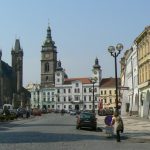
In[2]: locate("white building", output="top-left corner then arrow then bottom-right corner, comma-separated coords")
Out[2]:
120,44 -> 138,116
27,58 -> 102,112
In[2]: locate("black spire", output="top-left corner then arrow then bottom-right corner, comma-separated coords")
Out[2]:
46,26 -> 52,40
43,25 -> 56,49
93,57 -> 100,69
14,39 -> 22,52
56,60 -> 63,71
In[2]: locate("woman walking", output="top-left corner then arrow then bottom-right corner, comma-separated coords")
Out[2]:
111,112 -> 124,142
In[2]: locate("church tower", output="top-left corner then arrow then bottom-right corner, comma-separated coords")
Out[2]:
92,57 -> 102,84
11,39 -> 23,92
41,25 -> 57,87
55,60 -> 64,86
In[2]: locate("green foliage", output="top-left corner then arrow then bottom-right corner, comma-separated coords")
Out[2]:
0,113 -> 17,121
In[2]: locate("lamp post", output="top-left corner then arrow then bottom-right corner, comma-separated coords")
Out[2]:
91,77 -> 97,113
55,94 -> 59,110
36,86 -> 40,109
108,43 -> 123,112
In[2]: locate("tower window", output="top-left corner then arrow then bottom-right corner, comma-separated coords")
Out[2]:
45,62 -> 49,72
46,76 -> 48,81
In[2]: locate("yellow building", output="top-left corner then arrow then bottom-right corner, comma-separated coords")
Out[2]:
135,26 -> 150,118
99,77 -> 121,109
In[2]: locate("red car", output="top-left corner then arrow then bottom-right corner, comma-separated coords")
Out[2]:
76,112 -> 97,130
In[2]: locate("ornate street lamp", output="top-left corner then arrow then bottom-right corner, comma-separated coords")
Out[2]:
108,43 -> 123,112
90,77 -> 97,113
35,86 -> 40,109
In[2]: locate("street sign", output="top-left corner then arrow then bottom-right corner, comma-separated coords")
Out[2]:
118,86 -> 129,90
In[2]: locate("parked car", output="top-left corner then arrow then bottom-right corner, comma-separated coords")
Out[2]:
31,108 -> 42,116
3,104 -> 17,116
76,112 -> 97,130
16,108 -> 30,118
98,108 -> 114,116
70,110 -> 77,115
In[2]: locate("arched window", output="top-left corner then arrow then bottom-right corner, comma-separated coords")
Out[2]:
44,62 -> 49,72
46,76 -> 48,81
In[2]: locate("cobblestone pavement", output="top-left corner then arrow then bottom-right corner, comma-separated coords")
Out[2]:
96,115 -> 150,142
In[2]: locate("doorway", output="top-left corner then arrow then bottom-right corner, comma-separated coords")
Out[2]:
75,105 -> 79,110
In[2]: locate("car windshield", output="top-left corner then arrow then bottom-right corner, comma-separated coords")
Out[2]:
80,113 -> 95,119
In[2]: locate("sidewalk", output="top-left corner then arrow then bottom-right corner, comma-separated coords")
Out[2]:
96,115 -> 150,142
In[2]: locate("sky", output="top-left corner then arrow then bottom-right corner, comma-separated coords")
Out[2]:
0,0 -> 150,86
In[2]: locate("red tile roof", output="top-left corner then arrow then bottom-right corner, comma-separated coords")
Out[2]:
64,77 -> 92,84
100,78 -> 120,88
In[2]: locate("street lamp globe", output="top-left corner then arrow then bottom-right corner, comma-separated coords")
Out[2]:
91,77 -> 97,83
116,43 -> 123,52
108,46 -> 115,54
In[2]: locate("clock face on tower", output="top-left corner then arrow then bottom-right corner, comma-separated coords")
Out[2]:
45,54 -> 50,58
57,72 -> 60,76
94,70 -> 97,74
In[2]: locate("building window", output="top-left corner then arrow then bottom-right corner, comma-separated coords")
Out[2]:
89,88 -> 91,92
57,78 -> 60,82
75,96 -> 79,100
95,96 -> 97,101
64,105 -> 66,109
84,88 -> 86,93
109,90 -> 112,95
89,96 -> 92,101
57,89 -> 60,93
95,105 -> 97,109
78,88 -> 80,93
110,99 -> 112,104
104,90 -> 106,95
44,62 -> 49,72
48,105 -> 50,108
68,96 -> 72,101
84,96 -> 86,101
64,89 -> 66,93
101,90 -> 103,95
76,83 -> 79,87
46,76 -> 48,81
89,105 -> 91,109
69,105 -> 72,109
64,97 -> 66,102
68,89 -> 71,93
104,99 -> 106,103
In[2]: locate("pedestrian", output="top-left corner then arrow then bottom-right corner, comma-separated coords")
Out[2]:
111,111 -> 124,142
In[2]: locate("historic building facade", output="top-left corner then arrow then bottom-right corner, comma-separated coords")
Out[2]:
41,25 -> 57,88
0,39 -> 30,108
27,25 -> 121,112
28,58 -> 102,111
120,44 -> 138,116
135,26 -> 150,118
99,77 -> 120,109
